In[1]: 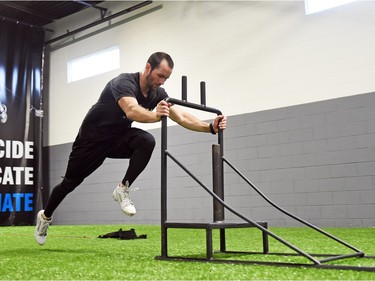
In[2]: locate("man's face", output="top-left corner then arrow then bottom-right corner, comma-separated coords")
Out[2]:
146,59 -> 172,89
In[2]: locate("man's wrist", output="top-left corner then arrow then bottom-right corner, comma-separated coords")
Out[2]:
155,112 -> 161,122
209,123 -> 216,135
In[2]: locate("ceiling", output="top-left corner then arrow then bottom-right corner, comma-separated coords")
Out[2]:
0,1 -> 105,28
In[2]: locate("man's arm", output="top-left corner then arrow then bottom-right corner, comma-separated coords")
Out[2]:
118,97 -> 170,123
169,105 -> 227,133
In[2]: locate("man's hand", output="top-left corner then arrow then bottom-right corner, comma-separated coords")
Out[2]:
213,115 -> 227,133
155,100 -> 172,120
118,97 -> 172,123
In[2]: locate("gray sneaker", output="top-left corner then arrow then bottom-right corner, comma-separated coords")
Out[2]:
35,210 -> 52,245
112,182 -> 136,216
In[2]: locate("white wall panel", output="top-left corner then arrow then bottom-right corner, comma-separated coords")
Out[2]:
47,1 -> 375,146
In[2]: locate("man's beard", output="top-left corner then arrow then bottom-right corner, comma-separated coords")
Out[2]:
146,73 -> 159,89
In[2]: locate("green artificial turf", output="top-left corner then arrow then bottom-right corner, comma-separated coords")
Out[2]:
0,225 -> 374,280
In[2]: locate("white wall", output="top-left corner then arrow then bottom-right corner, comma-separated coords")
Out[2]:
46,1 -> 375,146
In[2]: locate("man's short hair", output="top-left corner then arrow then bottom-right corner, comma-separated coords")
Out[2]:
147,52 -> 174,71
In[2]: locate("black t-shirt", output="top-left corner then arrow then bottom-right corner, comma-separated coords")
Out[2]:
77,72 -> 168,140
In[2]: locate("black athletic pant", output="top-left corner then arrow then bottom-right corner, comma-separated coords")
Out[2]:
43,128 -> 155,218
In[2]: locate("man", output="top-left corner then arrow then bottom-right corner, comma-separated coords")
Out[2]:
35,52 -> 227,245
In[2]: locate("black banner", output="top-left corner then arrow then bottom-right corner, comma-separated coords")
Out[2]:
0,20 -> 45,225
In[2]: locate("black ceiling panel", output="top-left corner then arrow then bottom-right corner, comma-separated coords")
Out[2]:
0,1 -> 104,27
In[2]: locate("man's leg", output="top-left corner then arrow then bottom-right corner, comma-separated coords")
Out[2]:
34,177 -> 83,245
110,129 -> 156,216
121,130 -> 156,186
43,178 -> 84,218
44,138 -> 110,217
109,128 -> 156,186
35,137 -> 110,245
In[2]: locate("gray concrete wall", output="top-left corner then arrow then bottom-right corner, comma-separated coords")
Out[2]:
46,92 -> 375,227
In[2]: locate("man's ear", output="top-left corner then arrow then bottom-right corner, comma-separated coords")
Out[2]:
145,63 -> 152,74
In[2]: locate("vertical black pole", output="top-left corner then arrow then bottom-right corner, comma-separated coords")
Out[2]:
212,144 -> 224,222
218,128 -> 226,251
182,76 -> 187,101
161,116 -> 168,257
181,76 -> 187,101
200,81 -> 206,106
217,127 -> 224,213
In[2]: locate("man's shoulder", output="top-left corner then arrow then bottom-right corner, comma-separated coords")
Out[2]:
109,72 -> 140,95
112,72 -> 139,84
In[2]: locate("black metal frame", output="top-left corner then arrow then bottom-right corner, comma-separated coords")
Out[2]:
155,77 -> 375,272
